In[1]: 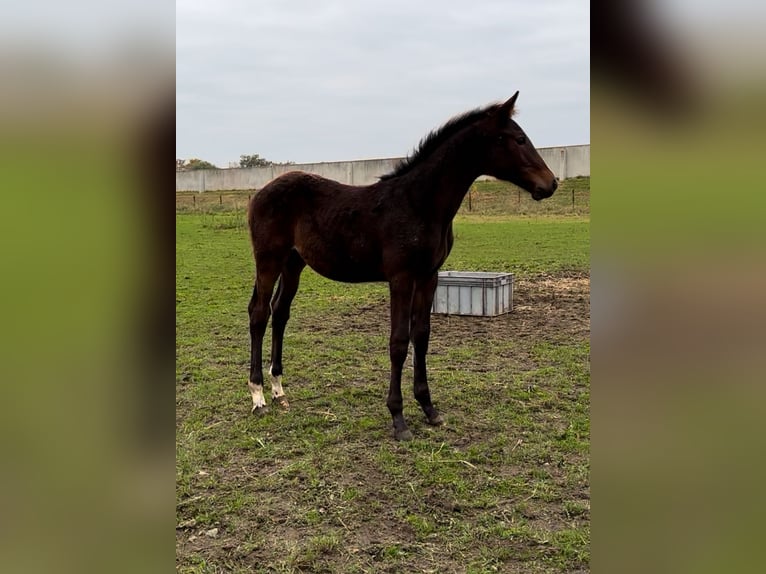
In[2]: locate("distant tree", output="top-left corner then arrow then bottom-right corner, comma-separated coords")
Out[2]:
176,158 -> 186,171
185,158 -> 218,170
239,154 -> 272,168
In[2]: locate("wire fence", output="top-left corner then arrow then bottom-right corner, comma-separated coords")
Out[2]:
176,176 -> 590,217
458,177 -> 590,216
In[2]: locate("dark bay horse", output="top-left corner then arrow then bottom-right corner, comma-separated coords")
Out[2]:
247,92 -> 557,440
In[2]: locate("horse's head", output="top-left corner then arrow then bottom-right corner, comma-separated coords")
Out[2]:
480,92 -> 558,201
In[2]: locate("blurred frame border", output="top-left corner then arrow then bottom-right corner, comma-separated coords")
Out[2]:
0,3 -> 176,572
592,0 -> 766,572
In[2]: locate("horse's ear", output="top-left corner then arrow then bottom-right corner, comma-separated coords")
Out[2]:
500,91 -> 519,116
490,92 -> 519,127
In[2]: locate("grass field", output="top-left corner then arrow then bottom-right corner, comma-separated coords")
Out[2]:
176,181 -> 590,573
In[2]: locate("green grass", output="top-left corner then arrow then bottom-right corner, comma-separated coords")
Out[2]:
177,207 -> 590,573
445,216 -> 589,275
459,176 -> 590,216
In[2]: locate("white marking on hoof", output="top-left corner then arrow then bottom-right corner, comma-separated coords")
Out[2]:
269,365 -> 286,398
248,382 -> 266,410
271,375 -> 285,399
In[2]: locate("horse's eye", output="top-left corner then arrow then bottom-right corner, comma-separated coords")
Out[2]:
516,136 -> 526,145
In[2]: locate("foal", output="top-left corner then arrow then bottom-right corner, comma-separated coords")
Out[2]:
247,92 -> 557,440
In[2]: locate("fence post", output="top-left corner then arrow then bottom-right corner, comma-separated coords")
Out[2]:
560,148 -> 567,180
572,188 -> 575,212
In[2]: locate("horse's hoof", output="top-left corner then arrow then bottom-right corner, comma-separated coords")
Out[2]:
251,405 -> 269,416
427,413 -> 444,426
273,395 -> 290,409
395,428 -> 414,441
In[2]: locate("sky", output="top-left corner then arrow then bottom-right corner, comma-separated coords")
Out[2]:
177,0 -> 589,167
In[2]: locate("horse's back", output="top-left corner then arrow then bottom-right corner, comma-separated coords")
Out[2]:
248,171 -> 359,249
250,171 -> 348,210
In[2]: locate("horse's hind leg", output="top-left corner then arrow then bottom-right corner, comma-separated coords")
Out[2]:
248,253 -> 283,414
387,276 -> 416,441
269,249 -> 306,408
411,272 -> 443,425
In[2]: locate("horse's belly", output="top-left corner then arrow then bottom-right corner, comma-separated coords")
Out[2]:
317,267 -> 386,283
297,246 -> 385,284
308,260 -> 385,283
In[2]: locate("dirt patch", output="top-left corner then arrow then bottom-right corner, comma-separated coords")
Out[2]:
298,271 -> 590,345
434,272 -> 589,341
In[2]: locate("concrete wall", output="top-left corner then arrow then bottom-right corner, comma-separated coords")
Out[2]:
537,144 -> 590,180
176,144 -> 589,192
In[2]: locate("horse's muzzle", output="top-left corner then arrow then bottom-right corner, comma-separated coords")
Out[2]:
531,178 -> 558,201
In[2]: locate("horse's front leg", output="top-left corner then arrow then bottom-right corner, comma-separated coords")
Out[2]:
387,277 -> 415,441
411,272 -> 443,425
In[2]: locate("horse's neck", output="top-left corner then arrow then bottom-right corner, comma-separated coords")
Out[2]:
412,133 -> 484,225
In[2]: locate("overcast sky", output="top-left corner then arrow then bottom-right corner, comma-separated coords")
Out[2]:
177,0 -> 589,167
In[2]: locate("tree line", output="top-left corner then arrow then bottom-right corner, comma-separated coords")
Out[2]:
176,154 -> 295,171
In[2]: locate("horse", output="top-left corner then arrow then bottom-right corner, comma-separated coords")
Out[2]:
246,92 -> 557,440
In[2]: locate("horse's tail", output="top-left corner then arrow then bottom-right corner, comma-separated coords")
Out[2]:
247,171 -> 306,256
246,190 -> 258,252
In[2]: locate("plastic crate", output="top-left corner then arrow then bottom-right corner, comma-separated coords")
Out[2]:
431,271 -> 513,316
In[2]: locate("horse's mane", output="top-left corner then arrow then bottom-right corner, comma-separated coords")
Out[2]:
380,102 -> 507,181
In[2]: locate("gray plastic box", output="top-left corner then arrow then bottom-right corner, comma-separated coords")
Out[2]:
431,271 -> 513,316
